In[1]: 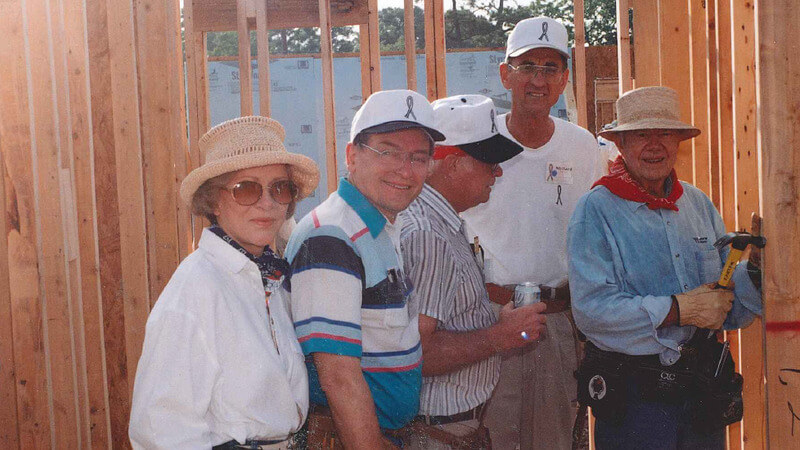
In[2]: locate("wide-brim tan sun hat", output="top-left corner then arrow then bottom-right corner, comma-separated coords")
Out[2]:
180,116 -> 320,206
598,86 -> 700,141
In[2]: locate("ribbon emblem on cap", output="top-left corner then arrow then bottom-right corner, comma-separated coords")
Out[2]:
556,184 -> 563,205
539,21 -> 549,41
490,109 -> 497,133
404,95 -> 417,120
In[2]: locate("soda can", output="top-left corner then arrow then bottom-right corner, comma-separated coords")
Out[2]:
514,282 -> 541,307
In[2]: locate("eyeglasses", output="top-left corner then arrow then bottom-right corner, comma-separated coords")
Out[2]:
359,143 -> 432,170
222,179 -> 298,206
507,63 -> 563,81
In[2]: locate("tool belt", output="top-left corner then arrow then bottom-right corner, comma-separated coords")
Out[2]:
212,438 -> 291,450
306,403 -> 492,449
411,403 -> 492,449
576,333 -> 743,432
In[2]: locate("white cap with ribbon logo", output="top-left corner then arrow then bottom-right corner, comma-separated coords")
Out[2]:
349,89 -> 446,143
505,16 -> 570,61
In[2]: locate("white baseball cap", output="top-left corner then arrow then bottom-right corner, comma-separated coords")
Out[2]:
432,95 -> 522,164
350,89 -> 446,143
505,16 -> 570,61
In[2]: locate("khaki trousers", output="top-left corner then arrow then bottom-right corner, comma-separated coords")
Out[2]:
483,308 -> 581,450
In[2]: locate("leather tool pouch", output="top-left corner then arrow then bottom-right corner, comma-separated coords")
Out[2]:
635,361 -> 694,404
577,352 -> 628,425
688,336 -> 744,432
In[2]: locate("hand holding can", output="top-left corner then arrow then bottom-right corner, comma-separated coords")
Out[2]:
514,282 -> 541,308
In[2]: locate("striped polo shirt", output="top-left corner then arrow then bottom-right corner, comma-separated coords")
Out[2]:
285,178 -> 422,430
399,184 -> 500,416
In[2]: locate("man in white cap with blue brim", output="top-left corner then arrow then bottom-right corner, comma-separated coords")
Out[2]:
461,16 -> 607,449
286,89 -> 445,448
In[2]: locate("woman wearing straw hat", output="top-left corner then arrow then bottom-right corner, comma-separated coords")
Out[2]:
129,116 -> 320,449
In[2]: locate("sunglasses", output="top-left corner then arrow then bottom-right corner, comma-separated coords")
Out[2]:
223,179 -> 298,206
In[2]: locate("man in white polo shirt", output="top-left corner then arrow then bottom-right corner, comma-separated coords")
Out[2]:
461,17 -> 606,449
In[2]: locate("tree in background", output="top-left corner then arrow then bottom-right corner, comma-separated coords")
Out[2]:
204,0 -> 615,57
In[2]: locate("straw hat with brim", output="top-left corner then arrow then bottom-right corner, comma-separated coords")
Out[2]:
598,86 -> 700,142
179,116 -> 320,206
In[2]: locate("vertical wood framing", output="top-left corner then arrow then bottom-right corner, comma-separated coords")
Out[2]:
25,0 -> 81,444
404,0 -> 417,91
714,0 -> 735,230
705,0 -> 721,209
759,1 -> 800,446
105,0 -> 151,399
136,0 -> 182,304
62,0 -> 112,445
730,2 -> 765,448
424,0 -> 445,100
574,0 -> 588,128
237,0 -> 254,116
367,0 -> 381,91
255,0 -> 272,116
424,0 -> 437,99
433,0 -> 446,98
616,0 -> 632,94
319,0 -> 338,193
359,24 -> 374,100
688,0 -> 711,196
0,0 -> 52,446
658,2 -> 693,182
631,0 -> 661,87
0,5 -> 22,442
85,0 -> 131,441
0,141 -> 20,448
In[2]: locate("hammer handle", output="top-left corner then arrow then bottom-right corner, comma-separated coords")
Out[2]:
717,248 -> 744,288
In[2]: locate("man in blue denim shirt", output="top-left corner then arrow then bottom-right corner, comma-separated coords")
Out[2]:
568,86 -> 762,449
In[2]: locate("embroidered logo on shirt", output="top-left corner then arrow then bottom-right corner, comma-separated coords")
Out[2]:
693,237 -> 709,244
545,162 -> 574,185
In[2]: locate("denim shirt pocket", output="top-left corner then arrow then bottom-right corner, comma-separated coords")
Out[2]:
696,248 -> 722,284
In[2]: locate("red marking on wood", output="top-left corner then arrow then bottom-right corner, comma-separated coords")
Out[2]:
765,321 -> 800,332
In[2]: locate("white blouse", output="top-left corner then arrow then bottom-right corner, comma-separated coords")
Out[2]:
129,229 -> 308,449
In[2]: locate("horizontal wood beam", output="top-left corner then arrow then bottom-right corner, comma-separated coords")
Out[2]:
193,0 -> 368,32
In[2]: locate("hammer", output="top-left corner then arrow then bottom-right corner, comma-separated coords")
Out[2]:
713,232 -> 767,288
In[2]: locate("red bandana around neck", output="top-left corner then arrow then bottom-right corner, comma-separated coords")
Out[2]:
592,155 -> 683,211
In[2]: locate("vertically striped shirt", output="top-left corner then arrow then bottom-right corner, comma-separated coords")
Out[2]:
399,184 -> 500,416
285,178 -> 422,430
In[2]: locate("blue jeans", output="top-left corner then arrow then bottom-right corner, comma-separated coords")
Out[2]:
594,380 -> 725,450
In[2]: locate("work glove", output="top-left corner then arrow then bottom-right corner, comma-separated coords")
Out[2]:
675,283 -> 734,329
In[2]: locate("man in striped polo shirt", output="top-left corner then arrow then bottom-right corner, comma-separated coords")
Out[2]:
285,89 -> 446,449
400,95 -> 548,448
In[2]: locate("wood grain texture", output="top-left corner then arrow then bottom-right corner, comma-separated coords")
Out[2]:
237,0 -> 254,115
403,0 -> 417,91
616,0 -> 632,94
256,0 -> 272,116
705,0 -> 721,209
319,0 -> 338,194
62,0 -> 113,444
105,0 -> 151,415
631,0 -> 660,87
84,0 -> 136,443
730,1 -> 765,447
758,1 -> 800,448
714,0 -> 735,230
25,0 -> 82,443
193,0 -> 369,31
0,0 -> 51,446
573,0 -> 588,128
658,1 -> 693,183
688,0 -> 711,196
